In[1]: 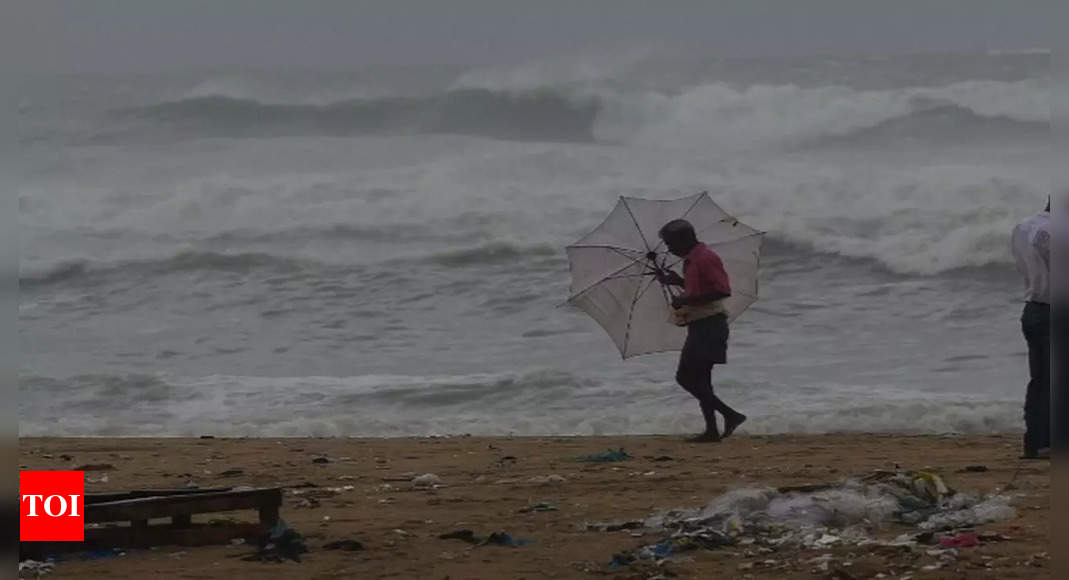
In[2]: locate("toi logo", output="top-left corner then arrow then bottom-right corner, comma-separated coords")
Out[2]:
20,471 -> 85,542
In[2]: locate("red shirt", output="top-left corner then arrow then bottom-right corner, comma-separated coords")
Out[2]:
682,243 -> 731,298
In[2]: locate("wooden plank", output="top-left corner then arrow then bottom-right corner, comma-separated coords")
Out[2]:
86,488 -> 235,504
86,488 -> 282,523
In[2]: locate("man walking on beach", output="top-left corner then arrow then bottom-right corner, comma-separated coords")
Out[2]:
1011,198 -> 1051,459
656,219 -> 747,443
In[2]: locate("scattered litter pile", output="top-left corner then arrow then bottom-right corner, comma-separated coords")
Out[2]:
239,519 -> 308,563
18,560 -> 55,579
597,469 -> 1017,566
439,529 -> 532,547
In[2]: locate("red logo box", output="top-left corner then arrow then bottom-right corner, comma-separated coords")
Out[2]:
20,471 -> 85,542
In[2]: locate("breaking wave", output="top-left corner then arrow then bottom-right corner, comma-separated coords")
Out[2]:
593,79 -> 1047,150
20,242 -> 565,289
19,371 -> 1023,437
103,78 -> 1047,149
111,89 -> 601,142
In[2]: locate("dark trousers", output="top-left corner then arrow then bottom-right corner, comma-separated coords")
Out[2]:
1022,301 -> 1050,455
676,315 -> 736,432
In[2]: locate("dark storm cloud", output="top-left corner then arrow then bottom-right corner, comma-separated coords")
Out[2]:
1,0 -> 1058,73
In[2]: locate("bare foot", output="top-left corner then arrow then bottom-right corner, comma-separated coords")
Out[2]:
722,413 -> 747,439
685,432 -> 721,443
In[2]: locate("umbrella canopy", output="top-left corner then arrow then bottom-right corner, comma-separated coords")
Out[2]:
566,192 -> 764,358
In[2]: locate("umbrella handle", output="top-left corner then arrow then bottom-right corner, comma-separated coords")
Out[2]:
647,255 -> 681,299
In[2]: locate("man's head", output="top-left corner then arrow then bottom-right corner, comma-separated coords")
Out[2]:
659,219 -> 698,257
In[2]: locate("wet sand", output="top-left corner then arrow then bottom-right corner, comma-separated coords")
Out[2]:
19,434 -> 1049,579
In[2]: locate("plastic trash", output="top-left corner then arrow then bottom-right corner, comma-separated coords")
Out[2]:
323,540 -> 364,551
439,530 -> 478,544
593,468 -> 1018,563
241,518 -> 308,563
18,560 -> 55,579
517,502 -> 558,513
939,531 -> 979,548
529,474 -> 566,485
74,463 -> 115,471
482,532 -> 531,547
586,520 -> 644,532
412,473 -> 443,487
439,529 -> 530,547
575,448 -> 631,462
919,496 -> 1016,531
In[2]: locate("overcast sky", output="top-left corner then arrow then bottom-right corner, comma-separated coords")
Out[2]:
2,0 -> 1057,74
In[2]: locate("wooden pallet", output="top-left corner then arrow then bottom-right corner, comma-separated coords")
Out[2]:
21,487 -> 283,558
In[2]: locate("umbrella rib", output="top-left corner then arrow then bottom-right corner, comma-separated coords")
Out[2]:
566,244 -> 645,254
567,244 -> 650,270
566,260 -> 645,302
620,197 -> 653,252
566,245 -> 662,300
621,274 -> 661,356
604,272 -> 655,281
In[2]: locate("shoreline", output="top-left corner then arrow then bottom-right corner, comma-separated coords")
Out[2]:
20,433 -> 1049,579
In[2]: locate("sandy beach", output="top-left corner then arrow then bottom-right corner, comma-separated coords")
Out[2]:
19,434 -> 1049,579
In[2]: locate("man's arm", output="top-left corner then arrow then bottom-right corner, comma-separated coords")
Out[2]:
655,268 -> 684,287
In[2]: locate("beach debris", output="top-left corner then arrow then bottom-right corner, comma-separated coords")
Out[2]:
494,455 -> 518,469
776,483 -> 837,494
75,463 -> 116,472
439,529 -> 478,544
323,539 -> 364,551
289,485 -> 354,500
412,473 -> 443,487
18,560 -> 55,579
957,465 -> 989,473
595,468 -> 1017,567
651,455 -> 675,462
586,520 -> 644,532
381,472 -> 417,482
241,519 -> 307,563
87,474 -> 109,484
200,435 -> 215,439
438,529 -> 531,547
938,531 -> 979,548
529,474 -> 567,485
517,502 -> 558,513
575,448 -> 631,462
218,469 -> 245,478
311,457 -> 330,464
918,496 -> 1016,531
482,532 -> 531,547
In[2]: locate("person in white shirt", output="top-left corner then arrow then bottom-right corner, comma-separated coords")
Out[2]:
1011,198 -> 1050,459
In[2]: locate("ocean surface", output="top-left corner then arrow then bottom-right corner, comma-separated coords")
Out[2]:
17,52 -> 1050,436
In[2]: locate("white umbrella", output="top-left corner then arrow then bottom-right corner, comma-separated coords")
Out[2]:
566,192 -> 764,358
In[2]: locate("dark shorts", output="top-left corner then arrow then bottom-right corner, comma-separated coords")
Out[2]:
680,314 -> 729,367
